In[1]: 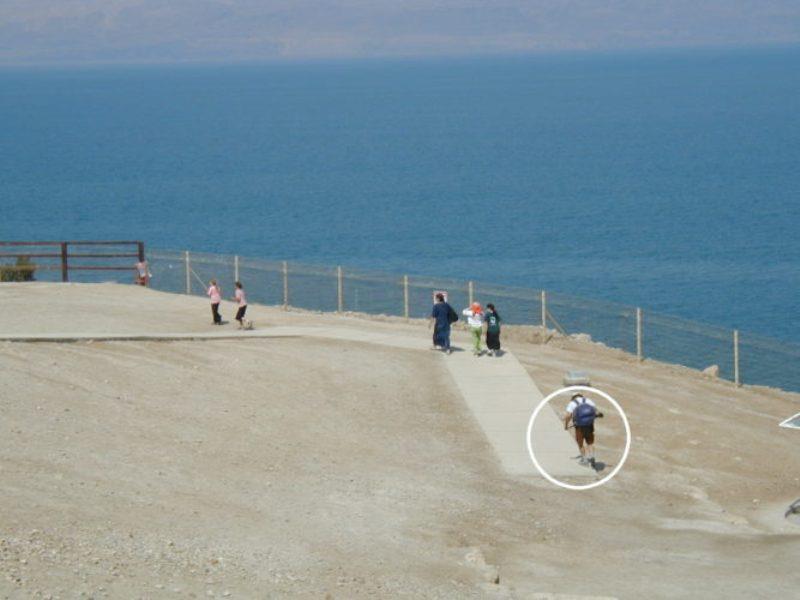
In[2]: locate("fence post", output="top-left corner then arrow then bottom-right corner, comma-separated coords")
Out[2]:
234,255 -> 239,282
337,266 -> 344,313
636,307 -> 643,361
541,290 -> 547,328
734,329 -> 741,386
184,250 -> 191,295
468,280 -> 474,306
60,242 -> 69,282
282,261 -> 288,309
403,275 -> 409,319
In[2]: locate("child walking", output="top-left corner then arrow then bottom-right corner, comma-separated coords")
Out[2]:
462,302 -> 485,356
207,279 -> 222,325
484,303 -> 502,356
233,281 -> 248,329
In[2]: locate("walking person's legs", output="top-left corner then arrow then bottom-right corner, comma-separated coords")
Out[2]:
486,331 -> 500,355
471,327 -> 481,355
443,326 -> 451,353
584,427 -> 596,466
575,427 -> 587,464
211,303 -> 221,324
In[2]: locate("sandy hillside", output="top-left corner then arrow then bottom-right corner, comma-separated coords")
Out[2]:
0,283 -> 798,599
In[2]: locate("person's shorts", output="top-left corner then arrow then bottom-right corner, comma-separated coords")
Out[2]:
575,424 -> 595,446
235,305 -> 247,321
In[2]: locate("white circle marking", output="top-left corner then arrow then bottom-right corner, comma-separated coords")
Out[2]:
526,385 -> 631,491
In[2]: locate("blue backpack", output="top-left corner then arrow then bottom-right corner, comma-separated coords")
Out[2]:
573,397 -> 597,427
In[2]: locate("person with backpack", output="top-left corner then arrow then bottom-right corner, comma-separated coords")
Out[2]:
484,303 -> 502,356
462,302 -> 485,356
429,293 -> 457,354
564,392 -> 604,467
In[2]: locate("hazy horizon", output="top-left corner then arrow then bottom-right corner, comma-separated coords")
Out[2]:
2,1 -> 800,66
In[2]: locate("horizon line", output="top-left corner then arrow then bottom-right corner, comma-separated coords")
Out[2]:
1,42 -> 799,70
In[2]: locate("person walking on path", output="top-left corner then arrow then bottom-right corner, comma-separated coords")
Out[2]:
134,259 -> 151,286
233,281 -> 248,329
429,293 -> 456,354
484,303 -> 502,356
462,302 -> 485,356
564,392 -> 604,468
207,279 -> 223,325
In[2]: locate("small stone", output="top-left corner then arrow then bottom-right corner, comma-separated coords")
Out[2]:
702,364 -> 720,378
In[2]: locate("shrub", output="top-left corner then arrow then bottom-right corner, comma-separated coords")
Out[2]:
0,255 -> 37,282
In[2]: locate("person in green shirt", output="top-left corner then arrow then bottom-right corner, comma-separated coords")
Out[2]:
484,303 -> 502,356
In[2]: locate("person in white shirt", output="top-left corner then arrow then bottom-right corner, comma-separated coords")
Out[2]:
564,393 -> 603,467
134,260 -> 150,286
462,302 -> 485,356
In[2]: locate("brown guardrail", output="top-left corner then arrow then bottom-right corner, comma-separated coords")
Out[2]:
0,241 -> 145,282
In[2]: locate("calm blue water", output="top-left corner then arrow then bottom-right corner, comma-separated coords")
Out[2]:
1,48 -> 799,340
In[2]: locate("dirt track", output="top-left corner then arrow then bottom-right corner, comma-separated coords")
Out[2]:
1,283 -> 798,598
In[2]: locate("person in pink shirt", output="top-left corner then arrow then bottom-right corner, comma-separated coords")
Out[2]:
207,279 -> 222,325
233,281 -> 248,329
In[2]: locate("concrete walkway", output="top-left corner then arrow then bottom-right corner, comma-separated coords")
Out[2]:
1,326 -> 589,479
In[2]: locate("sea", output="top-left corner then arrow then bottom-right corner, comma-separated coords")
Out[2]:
1,47 -> 799,341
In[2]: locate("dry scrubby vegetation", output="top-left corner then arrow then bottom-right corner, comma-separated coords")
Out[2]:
0,256 -> 36,282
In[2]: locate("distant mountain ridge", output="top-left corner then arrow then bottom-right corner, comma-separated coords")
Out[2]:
2,0 -> 800,65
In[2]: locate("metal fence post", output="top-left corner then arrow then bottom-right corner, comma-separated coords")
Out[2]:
541,290 -> 547,328
60,242 -> 69,282
282,261 -> 288,309
468,280 -> 474,306
734,329 -> 741,386
337,266 -> 344,312
636,307 -> 643,361
184,250 -> 191,295
234,255 -> 239,282
403,275 -> 409,319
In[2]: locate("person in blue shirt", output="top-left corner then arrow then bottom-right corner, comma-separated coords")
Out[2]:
429,293 -> 455,354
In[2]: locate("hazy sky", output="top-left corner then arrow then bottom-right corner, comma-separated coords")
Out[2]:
2,1 -> 799,64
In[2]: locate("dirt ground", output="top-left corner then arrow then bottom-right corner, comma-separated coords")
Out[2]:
1,283 -> 798,599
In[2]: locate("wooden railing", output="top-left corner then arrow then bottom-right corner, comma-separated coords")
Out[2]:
0,241 -> 145,282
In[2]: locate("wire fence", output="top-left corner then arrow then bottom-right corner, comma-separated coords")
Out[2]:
124,249 -> 800,394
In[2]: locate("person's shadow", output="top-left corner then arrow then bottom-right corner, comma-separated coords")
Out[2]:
571,455 -> 609,473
